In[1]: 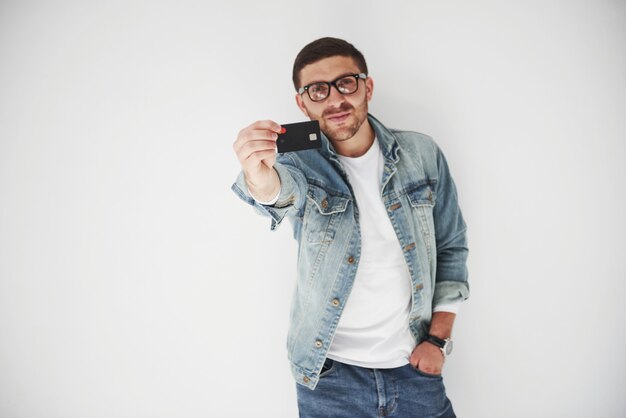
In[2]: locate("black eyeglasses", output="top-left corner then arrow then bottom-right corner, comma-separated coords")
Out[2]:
298,73 -> 367,102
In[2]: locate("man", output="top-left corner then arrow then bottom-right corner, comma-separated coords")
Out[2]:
232,37 -> 469,418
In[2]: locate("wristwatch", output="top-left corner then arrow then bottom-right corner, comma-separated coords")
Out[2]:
425,334 -> 453,357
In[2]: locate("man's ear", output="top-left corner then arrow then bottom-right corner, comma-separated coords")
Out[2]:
365,76 -> 374,102
295,94 -> 310,118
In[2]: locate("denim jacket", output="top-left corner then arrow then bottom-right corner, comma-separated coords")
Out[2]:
232,114 -> 469,390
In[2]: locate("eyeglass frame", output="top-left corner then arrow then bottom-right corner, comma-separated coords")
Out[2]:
298,73 -> 368,102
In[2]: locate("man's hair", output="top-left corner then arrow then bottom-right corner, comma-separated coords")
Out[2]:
292,37 -> 368,90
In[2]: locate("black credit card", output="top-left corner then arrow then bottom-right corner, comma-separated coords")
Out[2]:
276,120 -> 322,153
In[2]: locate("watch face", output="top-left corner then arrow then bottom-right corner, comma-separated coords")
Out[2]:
444,339 -> 454,355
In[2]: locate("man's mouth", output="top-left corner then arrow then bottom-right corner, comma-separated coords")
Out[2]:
326,111 -> 350,124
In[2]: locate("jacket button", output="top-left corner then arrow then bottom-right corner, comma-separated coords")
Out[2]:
415,284 -> 423,291
347,256 -> 355,264
303,376 -> 310,383
331,298 -> 340,307
315,340 -> 323,348
321,199 -> 328,209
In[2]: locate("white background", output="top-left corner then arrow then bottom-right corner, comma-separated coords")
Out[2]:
1,1 -> 625,417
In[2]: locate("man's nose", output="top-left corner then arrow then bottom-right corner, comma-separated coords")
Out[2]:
325,84 -> 346,107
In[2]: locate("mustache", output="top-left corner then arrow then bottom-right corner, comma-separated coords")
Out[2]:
322,103 -> 353,118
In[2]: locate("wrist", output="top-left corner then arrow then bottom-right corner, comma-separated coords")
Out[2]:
427,330 -> 450,340
427,311 -> 455,340
245,170 -> 280,202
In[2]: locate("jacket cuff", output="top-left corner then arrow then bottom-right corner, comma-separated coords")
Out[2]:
432,280 -> 470,307
231,162 -> 301,230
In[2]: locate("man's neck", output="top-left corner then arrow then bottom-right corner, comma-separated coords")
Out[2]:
331,119 -> 375,158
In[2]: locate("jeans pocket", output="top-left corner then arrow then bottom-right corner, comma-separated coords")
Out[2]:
413,366 -> 442,379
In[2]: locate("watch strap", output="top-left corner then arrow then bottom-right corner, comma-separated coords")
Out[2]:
425,334 -> 446,348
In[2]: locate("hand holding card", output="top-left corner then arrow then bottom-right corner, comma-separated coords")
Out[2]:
276,120 -> 322,153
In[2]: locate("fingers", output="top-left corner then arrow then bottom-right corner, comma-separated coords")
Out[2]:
233,120 -> 283,187
243,119 -> 282,134
234,120 -> 281,146
234,129 -> 277,150
416,358 -> 441,370
236,139 -> 276,164
412,356 -> 442,375
233,120 -> 282,160
410,342 -> 444,374
243,148 -> 276,166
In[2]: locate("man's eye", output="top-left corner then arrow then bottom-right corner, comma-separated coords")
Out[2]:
309,84 -> 327,94
337,78 -> 355,89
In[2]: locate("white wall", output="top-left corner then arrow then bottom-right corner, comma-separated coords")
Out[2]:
1,1 -> 625,417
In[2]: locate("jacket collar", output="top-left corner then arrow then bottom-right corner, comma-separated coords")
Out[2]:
319,113 -> 401,164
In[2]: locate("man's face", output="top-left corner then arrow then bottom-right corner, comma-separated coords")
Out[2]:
295,56 -> 373,144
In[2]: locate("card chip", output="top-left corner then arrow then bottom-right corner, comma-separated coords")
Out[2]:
309,133 -> 318,141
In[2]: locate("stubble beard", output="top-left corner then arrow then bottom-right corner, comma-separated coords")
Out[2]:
319,99 -> 369,144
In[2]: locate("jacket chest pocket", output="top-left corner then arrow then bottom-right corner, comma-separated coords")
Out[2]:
406,182 -> 435,207
304,184 -> 350,243
406,182 -> 437,264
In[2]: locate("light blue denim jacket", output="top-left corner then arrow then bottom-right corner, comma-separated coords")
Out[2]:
232,114 -> 469,390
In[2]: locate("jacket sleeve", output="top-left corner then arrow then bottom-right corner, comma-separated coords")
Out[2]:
431,145 -> 470,307
231,154 -> 308,231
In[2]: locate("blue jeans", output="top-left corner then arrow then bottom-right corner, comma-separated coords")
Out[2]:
296,359 -> 456,418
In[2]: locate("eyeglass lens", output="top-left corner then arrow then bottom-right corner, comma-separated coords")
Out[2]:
308,75 -> 359,102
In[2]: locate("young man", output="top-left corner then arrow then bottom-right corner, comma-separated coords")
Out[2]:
232,37 -> 469,418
